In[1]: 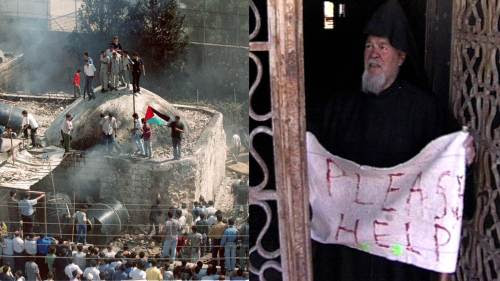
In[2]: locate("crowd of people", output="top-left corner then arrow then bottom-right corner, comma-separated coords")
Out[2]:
73,36 -> 145,100
0,192 -> 249,281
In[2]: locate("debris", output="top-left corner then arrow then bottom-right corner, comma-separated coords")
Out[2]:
227,162 -> 249,175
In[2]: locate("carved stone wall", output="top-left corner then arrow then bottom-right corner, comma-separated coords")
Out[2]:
450,0 -> 499,280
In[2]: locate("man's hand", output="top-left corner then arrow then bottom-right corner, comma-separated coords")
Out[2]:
463,135 -> 475,165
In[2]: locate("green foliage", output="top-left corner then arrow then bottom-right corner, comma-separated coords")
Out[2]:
67,0 -> 188,70
76,0 -> 129,35
130,0 -> 188,69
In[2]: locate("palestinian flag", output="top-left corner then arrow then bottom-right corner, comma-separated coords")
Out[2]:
145,106 -> 171,125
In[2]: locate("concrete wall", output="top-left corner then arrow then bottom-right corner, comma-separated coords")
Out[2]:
181,105 -> 226,202
0,55 -> 24,91
33,104 -> 226,228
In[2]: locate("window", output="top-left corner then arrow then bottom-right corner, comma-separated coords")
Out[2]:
324,1 -> 334,29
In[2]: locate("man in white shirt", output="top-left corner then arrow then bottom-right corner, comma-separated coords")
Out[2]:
83,260 -> 101,281
109,51 -> 121,91
12,232 -> 24,273
13,191 -> 45,237
232,133 -> 241,162
206,201 -> 217,217
23,236 -> 38,256
72,205 -> 91,245
131,113 -> 144,156
64,261 -> 83,280
128,260 -> 146,280
120,51 -> 131,88
206,213 -> 217,226
102,112 -> 119,154
162,211 -> 181,262
177,209 -> 186,232
83,56 -> 97,100
2,236 -> 15,269
21,111 -> 39,147
99,51 -> 111,93
105,245 -> 115,259
72,244 -> 86,271
61,113 -> 73,153
24,256 -> 41,281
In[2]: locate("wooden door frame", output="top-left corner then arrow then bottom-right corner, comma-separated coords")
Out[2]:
249,0 -> 313,280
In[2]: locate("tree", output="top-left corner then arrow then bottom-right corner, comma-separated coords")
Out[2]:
66,0 -> 187,70
129,0 -> 188,70
76,0 -> 129,35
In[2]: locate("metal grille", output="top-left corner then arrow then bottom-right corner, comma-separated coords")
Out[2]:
249,0 -> 312,280
451,0 -> 500,280
249,0 -> 281,279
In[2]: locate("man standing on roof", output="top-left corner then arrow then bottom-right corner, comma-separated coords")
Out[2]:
21,110 -> 39,148
308,1 -> 475,281
61,113 -> 73,153
167,116 -> 184,160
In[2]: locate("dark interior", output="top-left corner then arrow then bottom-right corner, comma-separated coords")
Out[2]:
304,0 -> 430,106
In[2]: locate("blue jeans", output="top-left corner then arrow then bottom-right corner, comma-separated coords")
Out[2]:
162,239 -> 178,261
104,134 -> 120,154
224,242 -> 237,271
144,139 -> 152,157
191,246 -> 200,262
77,224 -> 87,244
84,76 -> 94,99
172,137 -> 181,159
133,134 -> 145,154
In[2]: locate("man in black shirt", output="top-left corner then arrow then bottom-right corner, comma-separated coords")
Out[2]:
308,1 -> 475,280
130,52 -> 145,93
0,265 -> 15,281
168,116 -> 184,160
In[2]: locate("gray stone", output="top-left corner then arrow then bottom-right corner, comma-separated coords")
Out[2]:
45,87 -> 186,150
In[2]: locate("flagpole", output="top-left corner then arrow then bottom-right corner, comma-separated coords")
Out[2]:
133,93 -> 136,114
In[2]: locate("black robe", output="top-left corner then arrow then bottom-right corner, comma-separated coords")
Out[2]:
307,79 -> 447,281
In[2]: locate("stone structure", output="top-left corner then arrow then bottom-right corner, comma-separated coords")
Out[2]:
45,87 -> 185,150
0,54 -> 23,90
34,104 -> 226,228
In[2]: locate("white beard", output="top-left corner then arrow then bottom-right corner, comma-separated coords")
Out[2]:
361,70 -> 386,94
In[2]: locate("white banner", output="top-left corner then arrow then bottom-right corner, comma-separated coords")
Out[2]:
307,131 -> 467,273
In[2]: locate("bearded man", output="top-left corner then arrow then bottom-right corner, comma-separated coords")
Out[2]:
307,1 -> 474,280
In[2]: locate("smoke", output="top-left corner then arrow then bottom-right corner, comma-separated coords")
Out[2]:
0,0 -> 248,102
0,0 -> 249,143
0,0 -> 85,93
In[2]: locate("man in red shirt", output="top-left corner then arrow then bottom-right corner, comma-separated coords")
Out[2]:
73,69 -> 81,98
141,118 -> 153,158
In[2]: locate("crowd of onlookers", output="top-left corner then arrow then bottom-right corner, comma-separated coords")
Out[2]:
0,193 -> 249,281
0,238 -> 248,280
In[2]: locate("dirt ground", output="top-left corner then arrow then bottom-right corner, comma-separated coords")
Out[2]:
2,98 -> 67,136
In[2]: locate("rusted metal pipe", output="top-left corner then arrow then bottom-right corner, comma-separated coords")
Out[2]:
0,103 -> 23,133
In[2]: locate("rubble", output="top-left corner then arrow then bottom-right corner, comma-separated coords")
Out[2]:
148,107 -> 212,160
0,146 -> 65,189
0,98 -> 67,136
1,93 -> 213,160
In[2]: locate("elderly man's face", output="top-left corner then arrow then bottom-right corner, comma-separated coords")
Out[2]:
362,36 -> 406,94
